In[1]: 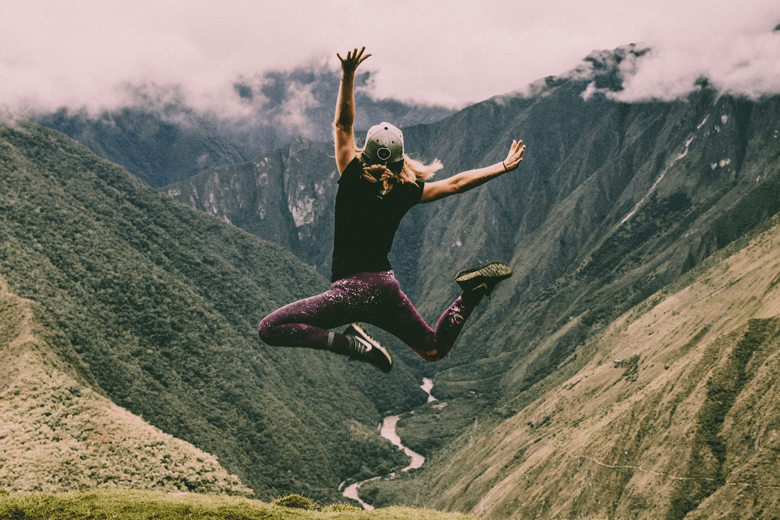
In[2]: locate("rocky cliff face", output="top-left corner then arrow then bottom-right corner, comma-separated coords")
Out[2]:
165,139 -> 338,277
423,79 -> 780,382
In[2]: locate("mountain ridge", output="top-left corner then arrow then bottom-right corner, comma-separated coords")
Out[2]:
0,119 -> 424,502
363,212 -> 780,520
6,43 -> 780,518
159,47 -> 780,518
34,64 -> 456,188
0,273 -> 252,495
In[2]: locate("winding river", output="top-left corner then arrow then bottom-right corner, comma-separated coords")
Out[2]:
340,378 -> 437,510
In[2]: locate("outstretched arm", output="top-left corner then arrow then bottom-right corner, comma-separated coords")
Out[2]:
334,47 -> 371,175
420,140 -> 526,203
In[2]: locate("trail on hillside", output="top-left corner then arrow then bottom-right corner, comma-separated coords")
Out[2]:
557,443 -> 780,488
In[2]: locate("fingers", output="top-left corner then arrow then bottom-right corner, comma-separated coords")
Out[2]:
338,47 -> 371,66
504,139 -> 526,171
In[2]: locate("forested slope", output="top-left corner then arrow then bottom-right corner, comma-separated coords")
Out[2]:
0,274 -> 251,495
0,119 -> 425,502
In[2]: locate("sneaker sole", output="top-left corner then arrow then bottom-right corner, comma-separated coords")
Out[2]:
455,262 -> 513,291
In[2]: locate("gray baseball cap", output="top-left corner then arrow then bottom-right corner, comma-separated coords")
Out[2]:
362,122 -> 404,166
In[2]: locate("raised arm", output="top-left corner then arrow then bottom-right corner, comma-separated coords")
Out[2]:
420,140 -> 526,203
334,47 -> 371,175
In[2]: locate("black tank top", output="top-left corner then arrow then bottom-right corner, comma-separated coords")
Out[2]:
331,158 -> 424,281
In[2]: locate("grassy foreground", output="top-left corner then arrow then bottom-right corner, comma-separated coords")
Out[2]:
0,489 -> 476,520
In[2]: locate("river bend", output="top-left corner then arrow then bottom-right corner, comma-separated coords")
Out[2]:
340,378 -> 437,510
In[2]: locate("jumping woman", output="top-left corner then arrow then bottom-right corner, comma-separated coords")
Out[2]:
258,47 -> 526,372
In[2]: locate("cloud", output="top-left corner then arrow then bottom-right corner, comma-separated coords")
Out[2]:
610,18 -> 780,101
2,0 -> 779,116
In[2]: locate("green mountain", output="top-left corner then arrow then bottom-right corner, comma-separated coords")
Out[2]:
0,273 -> 251,496
160,45 -> 780,518
375,213 -> 780,520
0,118 -> 425,502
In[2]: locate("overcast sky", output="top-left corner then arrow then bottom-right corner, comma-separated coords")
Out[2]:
3,0 -> 780,114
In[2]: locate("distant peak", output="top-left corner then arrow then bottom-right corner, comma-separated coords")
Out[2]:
504,44 -> 652,101
583,44 -> 650,71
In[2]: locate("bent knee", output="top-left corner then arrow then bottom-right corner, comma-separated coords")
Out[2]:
412,347 -> 451,363
257,316 -> 276,343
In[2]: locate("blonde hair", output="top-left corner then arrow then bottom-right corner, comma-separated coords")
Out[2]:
359,152 -> 443,193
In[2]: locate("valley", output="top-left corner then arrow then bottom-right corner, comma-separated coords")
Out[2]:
343,378 -> 436,510
2,42 -> 780,519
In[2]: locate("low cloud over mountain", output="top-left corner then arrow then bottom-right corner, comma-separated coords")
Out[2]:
33,64 -> 454,187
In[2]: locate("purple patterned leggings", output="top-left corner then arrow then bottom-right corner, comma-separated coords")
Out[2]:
257,271 -> 480,362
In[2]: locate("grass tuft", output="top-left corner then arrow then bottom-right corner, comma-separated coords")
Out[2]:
273,493 -> 316,510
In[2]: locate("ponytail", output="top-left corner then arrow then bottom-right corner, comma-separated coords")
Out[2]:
360,153 -> 443,193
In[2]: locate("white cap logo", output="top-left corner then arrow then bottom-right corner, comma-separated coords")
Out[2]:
376,147 -> 392,161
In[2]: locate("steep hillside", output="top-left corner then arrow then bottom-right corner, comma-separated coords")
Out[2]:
0,118 -> 425,502
165,139 -> 338,277
410,61 -> 780,383
161,46 -> 780,517
0,274 -> 251,495
360,214 -> 780,519
399,212 -> 780,520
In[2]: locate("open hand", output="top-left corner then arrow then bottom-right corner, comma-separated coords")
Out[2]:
503,140 -> 526,171
337,47 -> 371,75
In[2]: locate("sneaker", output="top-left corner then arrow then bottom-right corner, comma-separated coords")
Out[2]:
455,261 -> 513,296
344,323 -> 393,373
